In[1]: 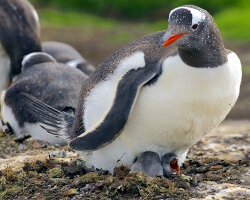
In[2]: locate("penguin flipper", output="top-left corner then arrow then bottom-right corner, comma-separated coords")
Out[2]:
20,93 -> 74,140
70,65 -> 161,151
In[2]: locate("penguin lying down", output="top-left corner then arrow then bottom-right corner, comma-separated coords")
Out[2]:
21,5 -> 241,176
0,52 -> 88,144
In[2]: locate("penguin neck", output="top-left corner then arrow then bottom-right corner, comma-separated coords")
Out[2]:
178,26 -> 227,68
178,38 -> 227,68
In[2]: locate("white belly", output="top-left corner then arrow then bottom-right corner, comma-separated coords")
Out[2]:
0,43 -> 11,92
2,102 -> 67,145
82,53 -> 242,172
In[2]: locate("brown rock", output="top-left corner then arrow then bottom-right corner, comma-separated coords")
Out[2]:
209,165 -> 223,171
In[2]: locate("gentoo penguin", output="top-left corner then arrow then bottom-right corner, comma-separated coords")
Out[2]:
1,52 -> 88,144
22,5 -> 242,174
0,0 -> 41,92
42,41 -> 96,76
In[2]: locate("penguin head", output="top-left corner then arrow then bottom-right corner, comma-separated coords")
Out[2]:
162,152 -> 180,176
21,52 -> 56,72
160,5 -> 224,51
66,59 -> 95,76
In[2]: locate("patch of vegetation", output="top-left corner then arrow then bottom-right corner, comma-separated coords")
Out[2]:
36,3 -> 250,42
30,0 -> 240,19
215,6 -> 250,41
38,8 -> 117,29
243,66 -> 250,75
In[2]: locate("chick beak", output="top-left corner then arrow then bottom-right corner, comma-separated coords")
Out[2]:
170,158 -> 181,175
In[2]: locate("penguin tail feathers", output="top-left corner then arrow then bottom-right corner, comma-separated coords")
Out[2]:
20,93 -> 73,141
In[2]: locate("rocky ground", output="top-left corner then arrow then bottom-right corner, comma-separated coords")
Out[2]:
0,120 -> 249,199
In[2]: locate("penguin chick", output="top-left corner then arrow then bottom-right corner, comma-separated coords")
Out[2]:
162,152 -> 180,177
1,52 -> 88,144
131,151 -> 163,176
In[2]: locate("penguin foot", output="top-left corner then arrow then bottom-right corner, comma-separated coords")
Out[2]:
131,151 -> 163,177
14,133 -> 31,143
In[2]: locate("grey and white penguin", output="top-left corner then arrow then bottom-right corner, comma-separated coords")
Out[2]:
22,5 -> 242,174
42,41 -> 96,76
131,151 -> 180,177
131,151 -> 164,176
0,0 -> 41,92
1,52 -> 88,144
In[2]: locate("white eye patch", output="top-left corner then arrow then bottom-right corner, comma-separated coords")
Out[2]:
169,6 -> 206,26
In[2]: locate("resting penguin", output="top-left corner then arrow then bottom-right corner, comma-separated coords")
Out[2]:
0,0 -> 41,92
1,52 -> 88,144
22,5 -> 242,174
42,41 -> 96,76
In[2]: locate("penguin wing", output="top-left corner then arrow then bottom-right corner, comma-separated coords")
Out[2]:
70,64 -> 161,151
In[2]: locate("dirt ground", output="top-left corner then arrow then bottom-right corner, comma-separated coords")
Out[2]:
0,120 -> 249,199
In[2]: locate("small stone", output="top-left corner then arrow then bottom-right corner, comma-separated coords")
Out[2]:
243,176 -> 250,185
205,172 -> 223,181
181,174 -> 192,182
50,150 -> 67,158
30,140 -> 43,148
41,144 -> 48,148
64,188 -> 78,197
81,183 -> 95,192
209,165 -> 223,171
196,165 -> 209,173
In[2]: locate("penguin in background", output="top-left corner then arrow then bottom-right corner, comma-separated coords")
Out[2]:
21,5 -> 242,175
0,0 -> 95,138
1,52 -> 88,144
0,0 -> 95,94
0,0 -> 41,92
42,41 -> 96,76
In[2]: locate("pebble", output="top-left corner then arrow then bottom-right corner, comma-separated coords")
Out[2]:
209,165 -> 223,171
64,188 -> 78,197
205,172 -> 224,181
50,150 -> 67,158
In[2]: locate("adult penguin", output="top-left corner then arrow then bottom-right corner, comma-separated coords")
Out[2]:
22,5 -> 242,174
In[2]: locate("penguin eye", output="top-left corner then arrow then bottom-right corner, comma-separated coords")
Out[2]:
191,24 -> 198,30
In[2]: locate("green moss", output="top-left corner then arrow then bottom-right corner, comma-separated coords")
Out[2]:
48,167 -> 64,178
0,177 -> 6,192
0,186 -> 22,199
75,173 -> 103,185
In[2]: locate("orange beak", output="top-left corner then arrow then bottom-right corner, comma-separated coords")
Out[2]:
170,158 -> 181,175
162,33 -> 188,48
